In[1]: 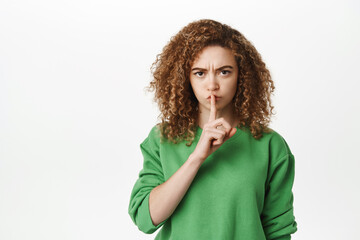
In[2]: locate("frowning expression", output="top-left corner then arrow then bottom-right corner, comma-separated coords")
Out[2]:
189,45 -> 239,113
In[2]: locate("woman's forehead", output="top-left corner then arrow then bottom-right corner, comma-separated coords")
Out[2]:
191,46 -> 236,67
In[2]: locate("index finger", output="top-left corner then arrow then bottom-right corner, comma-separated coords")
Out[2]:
208,94 -> 217,122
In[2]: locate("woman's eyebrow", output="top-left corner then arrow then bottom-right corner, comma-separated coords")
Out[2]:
191,65 -> 234,71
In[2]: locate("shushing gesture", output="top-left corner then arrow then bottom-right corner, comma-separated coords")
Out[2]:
192,95 -> 237,163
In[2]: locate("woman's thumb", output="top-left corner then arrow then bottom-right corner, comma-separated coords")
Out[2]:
228,128 -> 237,138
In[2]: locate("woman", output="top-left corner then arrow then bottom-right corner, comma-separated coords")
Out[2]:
128,19 -> 297,239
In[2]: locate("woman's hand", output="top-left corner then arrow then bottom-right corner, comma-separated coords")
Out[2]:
192,95 -> 237,163
148,95 -> 237,225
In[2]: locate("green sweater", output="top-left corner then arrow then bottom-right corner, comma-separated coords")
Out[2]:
129,125 -> 297,239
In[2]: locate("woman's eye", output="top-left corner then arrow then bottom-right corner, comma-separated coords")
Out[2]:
220,70 -> 230,75
195,72 -> 204,77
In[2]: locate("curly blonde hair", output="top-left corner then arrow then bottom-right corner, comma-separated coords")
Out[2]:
147,19 -> 275,146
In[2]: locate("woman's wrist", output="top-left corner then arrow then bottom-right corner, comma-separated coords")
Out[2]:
188,153 -> 205,167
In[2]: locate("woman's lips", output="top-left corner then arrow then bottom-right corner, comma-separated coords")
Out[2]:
207,96 -> 221,101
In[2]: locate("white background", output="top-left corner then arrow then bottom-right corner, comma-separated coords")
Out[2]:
1,0 -> 359,239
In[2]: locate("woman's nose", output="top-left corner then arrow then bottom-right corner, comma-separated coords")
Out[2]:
207,74 -> 219,91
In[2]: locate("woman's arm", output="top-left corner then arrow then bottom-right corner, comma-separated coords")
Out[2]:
261,152 -> 297,239
149,95 -> 237,226
149,153 -> 203,226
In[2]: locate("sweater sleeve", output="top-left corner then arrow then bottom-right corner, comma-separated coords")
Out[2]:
261,153 -> 298,240
128,126 -> 166,234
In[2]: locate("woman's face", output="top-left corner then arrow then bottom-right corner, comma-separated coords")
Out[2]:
189,45 -> 238,115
